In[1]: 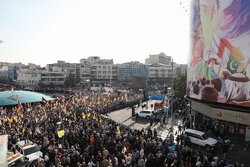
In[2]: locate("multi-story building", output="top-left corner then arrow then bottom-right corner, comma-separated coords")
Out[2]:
7,63 -> 26,81
40,70 -> 65,86
148,63 -> 173,85
0,66 -> 8,82
80,57 -> 117,86
176,64 -> 187,74
47,61 -> 91,84
16,69 -> 41,88
117,61 -> 148,82
145,53 -> 171,65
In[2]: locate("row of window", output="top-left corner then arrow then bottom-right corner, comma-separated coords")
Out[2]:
41,78 -> 64,81
41,74 -> 64,77
20,80 -> 38,83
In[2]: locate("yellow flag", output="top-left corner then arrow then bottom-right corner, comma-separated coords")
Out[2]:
63,107 -> 67,114
74,112 -> 76,118
93,113 -> 96,120
72,100 -> 75,104
19,117 -> 21,121
56,101 -> 58,106
14,116 -> 17,123
82,113 -> 86,119
117,129 -> 121,134
9,123 -> 11,128
58,130 -> 65,138
0,119 -> 2,126
87,113 -> 91,118
22,128 -> 25,134
99,119 -> 102,124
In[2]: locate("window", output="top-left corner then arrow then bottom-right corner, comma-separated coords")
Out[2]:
24,146 -> 39,155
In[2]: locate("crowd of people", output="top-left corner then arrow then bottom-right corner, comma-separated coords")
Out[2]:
0,89 -> 246,167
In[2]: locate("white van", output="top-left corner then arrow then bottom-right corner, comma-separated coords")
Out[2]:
184,129 -> 217,150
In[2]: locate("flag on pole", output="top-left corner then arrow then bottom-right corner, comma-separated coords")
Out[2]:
0,119 -> 2,126
11,86 -> 14,91
18,100 -> 21,106
22,128 -> 25,134
93,113 -> 96,120
42,97 -> 46,102
82,113 -> 86,119
121,147 -> 127,154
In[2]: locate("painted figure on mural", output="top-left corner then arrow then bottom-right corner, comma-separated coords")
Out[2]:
187,0 -> 250,106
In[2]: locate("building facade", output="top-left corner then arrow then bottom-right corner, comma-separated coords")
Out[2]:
148,63 -> 174,85
187,0 -> 250,140
176,64 -> 187,74
16,69 -> 41,88
117,62 -> 148,82
80,57 -> 117,86
0,66 -> 8,82
7,64 -> 26,81
40,71 -> 65,86
46,61 -> 91,85
145,53 -> 171,65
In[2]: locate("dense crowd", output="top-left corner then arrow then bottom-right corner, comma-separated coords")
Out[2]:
0,89 -> 245,167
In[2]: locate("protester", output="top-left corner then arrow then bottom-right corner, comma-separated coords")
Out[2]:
0,89 -> 242,167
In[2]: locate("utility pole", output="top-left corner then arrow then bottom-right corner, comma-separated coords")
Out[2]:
110,66 -> 112,87
171,58 -> 174,125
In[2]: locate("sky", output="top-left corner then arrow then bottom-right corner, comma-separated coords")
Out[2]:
0,0 -> 190,67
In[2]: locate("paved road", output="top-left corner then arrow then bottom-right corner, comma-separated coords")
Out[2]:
108,101 -> 250,166
108,100 -> 182,140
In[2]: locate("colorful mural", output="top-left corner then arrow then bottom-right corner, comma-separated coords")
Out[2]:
187,0 -> 250,107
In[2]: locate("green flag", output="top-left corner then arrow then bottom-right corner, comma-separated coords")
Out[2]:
226,54 -> 241,74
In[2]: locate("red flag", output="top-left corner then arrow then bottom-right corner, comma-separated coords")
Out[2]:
90,136 -> 94,143
42,97 -> 45,101
18,100 -> 21,106
11,86 -> 14,89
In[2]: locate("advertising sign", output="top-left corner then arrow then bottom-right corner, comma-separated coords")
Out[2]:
187,0 -> 250,107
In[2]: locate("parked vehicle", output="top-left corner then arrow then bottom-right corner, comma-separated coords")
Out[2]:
135,110 -> 154,119
15,140 -> 43,163
184,129 -> 218,150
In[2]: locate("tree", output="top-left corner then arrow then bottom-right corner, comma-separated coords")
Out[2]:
173,72 -> 187,99
64,73 -> 75,88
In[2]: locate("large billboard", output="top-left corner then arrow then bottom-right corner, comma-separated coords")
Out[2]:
187,0 -> 250,107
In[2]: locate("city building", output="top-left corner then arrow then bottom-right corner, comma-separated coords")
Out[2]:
145,53 -> 171,65
40,70 -> 65,86
7,63 -> 26,81
16,69 -> 41,88
117,61 -> 148,83
188,0 -> 250,141
176,64 -> 187,74
148,63 -> 174,85
0,66 -> 8,83
80,57 -> 117,86
47,61 -> 91,85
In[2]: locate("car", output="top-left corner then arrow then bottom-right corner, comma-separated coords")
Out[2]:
135,110 -> 154,119
15,140 -> 43,163
184,129 -> 218,150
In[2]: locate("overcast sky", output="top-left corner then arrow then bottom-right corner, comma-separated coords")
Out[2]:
0,0 -> 190,67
